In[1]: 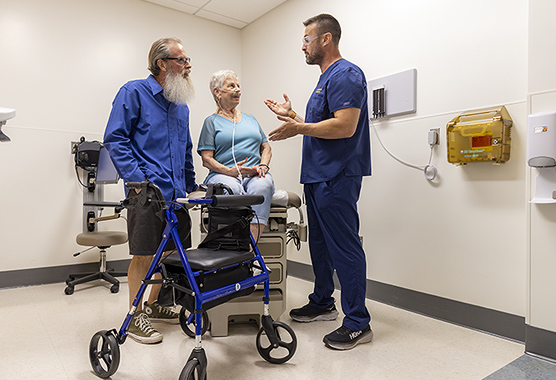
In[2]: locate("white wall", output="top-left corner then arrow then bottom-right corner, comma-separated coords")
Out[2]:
527,0 -> 556,332
241,0 -> 528,317
0,0 -> 543,329
0,0 -> 241,271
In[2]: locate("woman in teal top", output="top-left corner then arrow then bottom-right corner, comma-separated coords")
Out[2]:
198,70 -> 274,243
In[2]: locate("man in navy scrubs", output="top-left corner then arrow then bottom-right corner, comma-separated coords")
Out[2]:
264,13 -> 372,350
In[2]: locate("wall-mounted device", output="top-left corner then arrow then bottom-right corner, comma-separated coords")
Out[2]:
527,111 -> 556,203
0,107 -> 16,142
527,111 -> 556,168
446,106 -> 513,166
74,136 -> 102,169
367,68 -> 417,118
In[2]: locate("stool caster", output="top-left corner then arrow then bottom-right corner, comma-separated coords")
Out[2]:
65,286 -> 74,295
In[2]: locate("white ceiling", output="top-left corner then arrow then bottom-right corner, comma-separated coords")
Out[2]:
142,0 -> 287,29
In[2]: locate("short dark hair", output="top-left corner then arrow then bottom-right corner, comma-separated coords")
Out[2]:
303,14 -> 341,46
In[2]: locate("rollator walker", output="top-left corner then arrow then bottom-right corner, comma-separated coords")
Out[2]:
88,181 -> 297,379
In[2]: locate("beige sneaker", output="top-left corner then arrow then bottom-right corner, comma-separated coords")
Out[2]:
128,312 -> 163,344
144,301 -> 180,324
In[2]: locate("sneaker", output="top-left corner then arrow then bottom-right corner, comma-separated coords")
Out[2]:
144,301 -> 179,324
128,312 -> 163,344
323,325 -> 373,350
289,303 -> 339,323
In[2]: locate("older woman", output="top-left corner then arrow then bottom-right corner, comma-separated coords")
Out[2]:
197,70 -> 274,242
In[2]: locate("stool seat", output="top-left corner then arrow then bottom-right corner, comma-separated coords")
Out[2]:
76,231 -> 128,247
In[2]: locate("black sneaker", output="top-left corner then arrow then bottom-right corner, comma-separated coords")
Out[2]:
323,325 -> 373,350
289,303 -> 339,322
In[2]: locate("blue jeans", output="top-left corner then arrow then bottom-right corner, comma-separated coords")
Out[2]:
206,173 -> 275,226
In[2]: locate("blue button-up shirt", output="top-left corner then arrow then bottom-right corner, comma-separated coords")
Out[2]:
104,75 -> 197,201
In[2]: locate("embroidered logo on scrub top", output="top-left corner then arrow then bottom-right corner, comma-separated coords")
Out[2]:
315,88 -> 323,93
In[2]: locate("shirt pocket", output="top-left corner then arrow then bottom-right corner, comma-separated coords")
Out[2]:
177,119 -> 190,142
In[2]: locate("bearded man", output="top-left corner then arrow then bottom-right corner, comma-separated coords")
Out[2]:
104,37 -> 198,344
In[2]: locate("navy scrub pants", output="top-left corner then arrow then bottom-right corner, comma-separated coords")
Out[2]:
304,171 -> 371,331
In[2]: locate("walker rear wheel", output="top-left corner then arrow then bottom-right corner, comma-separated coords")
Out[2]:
89,330 -> 120,378
256,321 -> 297,364
179,308 -> 210,337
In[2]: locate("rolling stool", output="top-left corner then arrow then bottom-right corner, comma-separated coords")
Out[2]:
65,231 -> 128,295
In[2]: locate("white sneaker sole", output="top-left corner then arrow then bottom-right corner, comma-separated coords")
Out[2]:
149,317 -> 179,324
128,332 -> 163,344
323,329 -> 374,350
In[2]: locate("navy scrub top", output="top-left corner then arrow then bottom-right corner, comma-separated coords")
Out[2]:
301,58 -> 372,184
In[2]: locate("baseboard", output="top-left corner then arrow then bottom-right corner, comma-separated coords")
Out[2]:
0,259 -> 131,289
0,259 -> 528,346
525,325 -> 556,361
287,260 -> 525,343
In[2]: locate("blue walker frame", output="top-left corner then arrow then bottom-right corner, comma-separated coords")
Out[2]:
89,181 -> 297,380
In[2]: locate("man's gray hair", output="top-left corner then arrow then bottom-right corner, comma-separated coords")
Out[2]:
148,37 -> 182,76
209,69 -> 238,103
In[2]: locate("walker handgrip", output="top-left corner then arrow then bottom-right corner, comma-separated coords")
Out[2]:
212,194 -> 264,207
125,182 -> 143,189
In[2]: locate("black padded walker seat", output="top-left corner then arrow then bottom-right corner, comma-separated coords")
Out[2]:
163,249 -> 255,272
65,231 -> 128,295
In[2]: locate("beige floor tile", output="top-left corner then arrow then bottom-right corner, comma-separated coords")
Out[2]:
0,276 -> 524,380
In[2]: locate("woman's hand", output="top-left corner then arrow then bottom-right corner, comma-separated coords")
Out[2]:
256,165 -> 269,177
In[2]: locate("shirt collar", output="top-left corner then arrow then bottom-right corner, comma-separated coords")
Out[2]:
147,74 -> 164,96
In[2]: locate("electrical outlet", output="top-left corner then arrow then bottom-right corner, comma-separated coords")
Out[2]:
428,128 -> 440,146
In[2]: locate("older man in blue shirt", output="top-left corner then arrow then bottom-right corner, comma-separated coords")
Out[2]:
104,37 -> 197,344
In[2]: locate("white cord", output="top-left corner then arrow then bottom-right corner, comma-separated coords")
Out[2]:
217,96 -> 243,183
370,118 -> 438,181
231,116 -> 243,184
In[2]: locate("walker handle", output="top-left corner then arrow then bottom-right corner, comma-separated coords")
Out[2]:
177,194 -> 264,207
212,194 -> 264,206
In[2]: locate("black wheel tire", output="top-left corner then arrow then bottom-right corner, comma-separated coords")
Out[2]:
64,286 -> 74,295
89,330 -> 121,378
179,308 -> 210,338
110,284 -> 119,294
179,358 -> 206,380
256,320 -> 297,364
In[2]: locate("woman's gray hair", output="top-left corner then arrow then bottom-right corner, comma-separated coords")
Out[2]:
209,70 -> 238,103
148,37 -> 182,76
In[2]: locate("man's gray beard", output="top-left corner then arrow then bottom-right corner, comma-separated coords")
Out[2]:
164,70 -> 195,105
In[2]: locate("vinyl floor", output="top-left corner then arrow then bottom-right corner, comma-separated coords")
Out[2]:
0,276 -> 535,380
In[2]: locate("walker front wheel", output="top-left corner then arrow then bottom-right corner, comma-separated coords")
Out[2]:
256,321 -> 297,364
179,358 -> 207,380
89,330 -> 120,378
